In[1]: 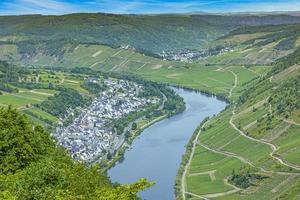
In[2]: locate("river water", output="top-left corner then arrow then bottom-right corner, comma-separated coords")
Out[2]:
108,88 -> 227,200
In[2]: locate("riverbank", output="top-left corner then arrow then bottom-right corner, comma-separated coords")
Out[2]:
175,118 -> 210,199
175,72 -> 235,200
103,113 -> 168,170
101,86 -> 185,170
108,88 -> 227,200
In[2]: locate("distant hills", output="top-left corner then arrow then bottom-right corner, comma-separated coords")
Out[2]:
1,13 -> 300,55
1,11 -> 300,200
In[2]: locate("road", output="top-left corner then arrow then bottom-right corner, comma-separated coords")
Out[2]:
228,70 -> 237,98
181,121 -> 209,200
180,70 -> 300,200
230,107 -> 300,171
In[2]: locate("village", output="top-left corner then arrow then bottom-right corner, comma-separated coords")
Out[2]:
160,46 -> 234,62
54,78 -> 159,162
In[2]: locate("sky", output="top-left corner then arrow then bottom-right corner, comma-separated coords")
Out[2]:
0,0 -> 300,15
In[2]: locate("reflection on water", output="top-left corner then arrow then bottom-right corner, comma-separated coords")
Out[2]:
108,88 -> 227,200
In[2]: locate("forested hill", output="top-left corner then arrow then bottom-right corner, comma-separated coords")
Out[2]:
0,107 -> 152,199
1,13 -> 300,54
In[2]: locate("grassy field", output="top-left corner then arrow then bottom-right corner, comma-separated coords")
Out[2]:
179,60 -> 300,199
213,174 -> 300,200
186,146 -> 244,195
0,68 -> 90,127
0,39 -> 299,199
0,89 -> 55,108
23,107 -> 58,122
275,125 -> 300,166
183,104 -> 300,199
0,43 -> 269,98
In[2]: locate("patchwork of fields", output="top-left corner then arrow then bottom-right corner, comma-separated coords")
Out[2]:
0,40 -> 299,199
0,69 -> 90,127
181,63 -> 300,199
0,43 -> 269,97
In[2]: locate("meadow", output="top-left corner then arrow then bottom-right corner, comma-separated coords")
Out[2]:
0,37 -> 299,199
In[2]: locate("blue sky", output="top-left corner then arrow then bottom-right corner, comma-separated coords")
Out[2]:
0,0 -> 299,15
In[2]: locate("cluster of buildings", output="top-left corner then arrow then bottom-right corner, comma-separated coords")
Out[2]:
159,46 -> 234,62
54,78 -> 158,162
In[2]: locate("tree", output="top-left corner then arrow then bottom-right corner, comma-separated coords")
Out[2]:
0,106 -> 54,174
0,108 -> 152,199
131,122 -> 137,130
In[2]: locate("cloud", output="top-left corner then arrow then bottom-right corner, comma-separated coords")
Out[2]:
230,1 -> 300,12
0,0 -> 79,15
0,0 -> 299,15
84,0 -> 239,14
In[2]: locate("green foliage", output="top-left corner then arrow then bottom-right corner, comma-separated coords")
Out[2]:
81,81 -> 106,94
37,88 -> 88,117
113,73 -> 185,113
0,61 -> 22,83
278,180 -> 300,200
271,75 -> 300,116
0,82 -> 18,93
229,23 -> 300,37
16,39 -> 77,60
160,87 -> 185,114
0,191 -> 16,200
15,156 -> 108,200
1,13 -> 299,55
275,36 -> 298,51
230,166 -> 266,189
0,14 -> 229,54
270,47 -> 300,76
93,179 -> 153,200
0,107 -> 54,174
131,122 -> 137,130
0,107 -> 151,199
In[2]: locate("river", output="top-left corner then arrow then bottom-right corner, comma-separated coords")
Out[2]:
108,88 -> 227,200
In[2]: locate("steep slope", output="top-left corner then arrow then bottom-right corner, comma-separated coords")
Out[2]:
0,107 -> 152,199
178,45 -> 300,199
204,23 -> 300,64
1,13 -> 300,55
0,12 -> 300,200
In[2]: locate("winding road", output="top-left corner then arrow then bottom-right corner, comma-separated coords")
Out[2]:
230,107 -> 300,171
228,70 -> 237,98
180,69 -> 300,200
181,121 -> 209,200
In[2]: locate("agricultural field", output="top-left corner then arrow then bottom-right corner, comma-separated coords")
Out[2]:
0,21 -> 299,199
186,146 -> 244,196
0,89 -> 56,108
181,49 -> 300,199
183,102 -> 300,199
205,24 -> 300,65
0,39 -> 271,99
0,67 -> 91,127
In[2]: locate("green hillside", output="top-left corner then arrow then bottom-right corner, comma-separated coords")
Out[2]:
203,23 -> 300,65
177,47 -> 300,199
0,107 -> 152,200
0,13 -> 300,200
1,13 -> 300,55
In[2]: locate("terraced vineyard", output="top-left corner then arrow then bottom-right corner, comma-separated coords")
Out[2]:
0,66 -> 92,127
0,42 -> 271,98
179,50 -> 300,199
0,13 -> 300,200
1,39 -> 299,199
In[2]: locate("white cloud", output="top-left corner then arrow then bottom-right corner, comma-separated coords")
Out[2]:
0,0 -> 299,15
84,0 -> 231,14
0,0 -> 79,15
231,1 -> 300,13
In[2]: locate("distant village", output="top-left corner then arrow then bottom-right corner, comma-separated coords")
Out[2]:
54,78 -> 159,162
159,46 -> 234,62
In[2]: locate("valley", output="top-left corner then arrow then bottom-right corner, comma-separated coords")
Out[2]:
0,12 -> 300,200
